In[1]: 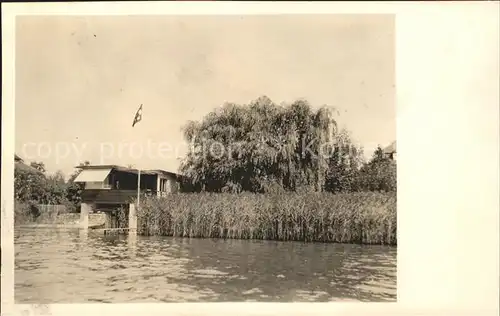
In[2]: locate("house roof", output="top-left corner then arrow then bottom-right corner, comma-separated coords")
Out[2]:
383,141 -> 396,154
15,154 -> 43,174
144,169 -> 183,179
75,164 -> 182,178
15,162 -> 43,173
76,164 -> 135,172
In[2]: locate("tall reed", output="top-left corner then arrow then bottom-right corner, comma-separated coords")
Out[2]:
136,192 -> 396,245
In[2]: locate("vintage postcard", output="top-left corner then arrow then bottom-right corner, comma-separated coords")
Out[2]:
2,2 -> 498,316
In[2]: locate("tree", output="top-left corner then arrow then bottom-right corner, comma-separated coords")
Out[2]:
15,160 -> 89,217
179,96 -> 367,193
353,146 -> 397,192
14,164 -> 47,204
66,161 -> 90,211
45,171 -> 68,205
29,161 -> 46,173
371,146 -> 386,164
323,129 -> 365,193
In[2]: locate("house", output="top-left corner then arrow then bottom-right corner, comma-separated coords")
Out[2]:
383,141 -> 397,161
73,164 -> 183,205
73,164 -> 184,230
14,154 -> 43,173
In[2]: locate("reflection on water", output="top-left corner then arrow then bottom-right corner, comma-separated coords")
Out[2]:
15,228 -> 396,303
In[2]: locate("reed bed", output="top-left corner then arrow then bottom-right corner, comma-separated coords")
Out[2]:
136,192 -> 397,245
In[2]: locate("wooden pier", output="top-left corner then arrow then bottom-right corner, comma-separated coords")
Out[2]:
94,228 -> 137,235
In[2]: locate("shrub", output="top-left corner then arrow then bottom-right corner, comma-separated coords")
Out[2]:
14,200 -> 39,225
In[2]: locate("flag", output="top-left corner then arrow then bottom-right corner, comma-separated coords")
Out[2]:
132,104 -> 143,127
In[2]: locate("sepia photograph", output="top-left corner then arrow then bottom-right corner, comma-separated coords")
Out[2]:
2,2 -> 499,316
12,14 -> 397,303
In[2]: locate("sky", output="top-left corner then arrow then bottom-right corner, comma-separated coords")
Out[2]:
15,15 -> 395,177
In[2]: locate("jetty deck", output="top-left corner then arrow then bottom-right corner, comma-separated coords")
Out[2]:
94,228 -> 137,235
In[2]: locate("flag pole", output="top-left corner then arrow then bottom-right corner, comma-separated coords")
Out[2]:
137,168 -> 141,207
132,103 -> 143,209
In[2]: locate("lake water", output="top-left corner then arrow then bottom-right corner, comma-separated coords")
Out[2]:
15,228 -> 397,303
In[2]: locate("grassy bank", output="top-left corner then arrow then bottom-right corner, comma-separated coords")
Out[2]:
137,192 -> 396,245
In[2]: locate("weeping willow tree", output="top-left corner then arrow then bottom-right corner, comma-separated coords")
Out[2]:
180,96 -> 363,193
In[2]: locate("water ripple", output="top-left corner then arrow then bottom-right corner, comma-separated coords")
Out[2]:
15,228 -> 396,303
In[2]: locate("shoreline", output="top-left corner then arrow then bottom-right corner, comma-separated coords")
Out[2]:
16,224 -> 101,229
15,192 -> 396,246
17,224 -> 81,229
15,225 -> 397,246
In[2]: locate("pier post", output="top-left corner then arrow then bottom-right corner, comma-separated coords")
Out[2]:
129,203 -> 138,232
80,203 -> 92,229
127,233 -> 137,258
79,228 -> 88,241
105,212 -> 113,228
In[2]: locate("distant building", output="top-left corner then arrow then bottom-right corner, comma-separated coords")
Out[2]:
14,154 -> 43,173
383,141 -> 397,161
